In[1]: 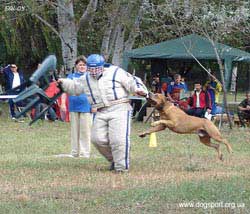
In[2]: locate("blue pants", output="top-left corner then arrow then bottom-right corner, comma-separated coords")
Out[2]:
186,108 -> 205,118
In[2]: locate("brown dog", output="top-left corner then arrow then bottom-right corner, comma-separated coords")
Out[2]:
139,93 -> 232,160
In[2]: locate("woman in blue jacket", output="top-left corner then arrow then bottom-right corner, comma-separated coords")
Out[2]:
64,56 -> 92,158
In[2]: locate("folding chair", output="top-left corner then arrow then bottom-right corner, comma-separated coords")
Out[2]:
13,55 -> 63,125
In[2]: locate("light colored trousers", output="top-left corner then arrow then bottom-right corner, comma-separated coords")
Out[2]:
70,112 -> 92,157
91,103 -> 132,171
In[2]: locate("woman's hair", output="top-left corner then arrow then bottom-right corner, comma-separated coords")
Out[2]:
75,55 -> 87,65
174,74 -> 181,80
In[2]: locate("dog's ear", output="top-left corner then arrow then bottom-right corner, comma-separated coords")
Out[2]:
156,94 -> 166,110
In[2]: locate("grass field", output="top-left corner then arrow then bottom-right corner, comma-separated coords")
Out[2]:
0,102 -> 250,213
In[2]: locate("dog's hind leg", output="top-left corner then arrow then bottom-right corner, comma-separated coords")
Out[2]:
210,136 -> 233,154
203,120 -> 232,154
199,136 -> 223,161
222,139 -> 233,153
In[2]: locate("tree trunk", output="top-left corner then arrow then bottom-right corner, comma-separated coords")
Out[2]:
25,0 -> 98,74
124,3 -> 143,52
101,14 -> 117,61
57,0 -> 77,73
171,0 -> 178,10
184,0 -> 192,18
248,65 -> 250,91
210,39 -> 233,129
101,21 -> 114,60
111,0 -> 146,66
111,25 -> 125,66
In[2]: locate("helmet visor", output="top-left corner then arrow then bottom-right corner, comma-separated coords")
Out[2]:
87,66 -> 104,78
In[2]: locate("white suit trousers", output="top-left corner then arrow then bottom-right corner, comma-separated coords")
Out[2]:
91,103 -> 132,171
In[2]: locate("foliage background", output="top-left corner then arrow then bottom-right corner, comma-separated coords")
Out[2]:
1,0 -> 250,90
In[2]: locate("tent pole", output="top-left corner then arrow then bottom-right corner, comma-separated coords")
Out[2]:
235,70 -> 237,102
248,64 -> 250,91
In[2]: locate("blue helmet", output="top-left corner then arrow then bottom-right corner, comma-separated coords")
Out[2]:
86,54 -> 105,67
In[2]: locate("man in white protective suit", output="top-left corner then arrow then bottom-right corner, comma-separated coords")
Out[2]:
58,54 -> 148,172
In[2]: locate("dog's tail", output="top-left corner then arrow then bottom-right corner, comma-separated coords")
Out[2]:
204,120 -> 233,153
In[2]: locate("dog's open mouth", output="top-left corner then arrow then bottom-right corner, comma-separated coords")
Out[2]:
147,98 -> 157,106
147,92 -> 159,106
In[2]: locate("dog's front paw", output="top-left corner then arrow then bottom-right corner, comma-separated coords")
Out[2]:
151,121 -> 159,127
139,132 -> 146,138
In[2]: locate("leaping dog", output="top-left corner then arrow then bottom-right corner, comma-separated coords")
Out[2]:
139,93 -> 232,161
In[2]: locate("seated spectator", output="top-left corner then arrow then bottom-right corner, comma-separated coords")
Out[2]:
167,74 -> 187,101
161,75 -> 172,96
167,74 -> 188,110
186,82 -> 211,118
151,76 -> 160,93
161,82 -> 168,95
237,91 -> 250,127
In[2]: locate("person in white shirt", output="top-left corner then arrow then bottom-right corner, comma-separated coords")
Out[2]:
2,64 -> 25,118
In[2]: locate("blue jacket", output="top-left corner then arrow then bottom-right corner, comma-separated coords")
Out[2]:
3,66 -> 25,91
167,82 -> 187,94
67,72 -> 91,113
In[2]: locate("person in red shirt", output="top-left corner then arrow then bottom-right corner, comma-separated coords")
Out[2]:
31,79 -> 59,121
57,92 -> 70,122
186,82 -> 211,118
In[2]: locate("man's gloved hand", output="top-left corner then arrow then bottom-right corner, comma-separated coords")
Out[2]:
135,90 -> 148,97
57,78 -> 64,84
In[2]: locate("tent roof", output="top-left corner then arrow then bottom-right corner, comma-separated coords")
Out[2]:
125,34 -> 250,62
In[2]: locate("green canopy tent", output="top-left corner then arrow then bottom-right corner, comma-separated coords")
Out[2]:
122,34 -> 250,89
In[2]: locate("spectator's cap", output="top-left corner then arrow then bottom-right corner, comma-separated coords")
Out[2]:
86,54 -> 105,68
